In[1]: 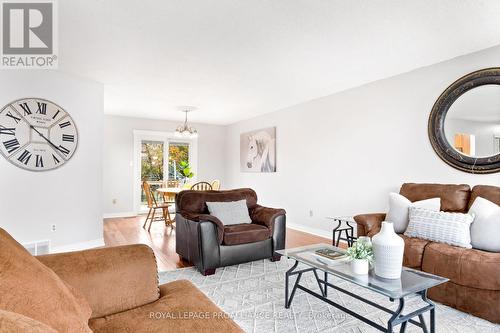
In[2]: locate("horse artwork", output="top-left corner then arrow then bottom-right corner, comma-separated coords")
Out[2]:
240,127 -> 276,172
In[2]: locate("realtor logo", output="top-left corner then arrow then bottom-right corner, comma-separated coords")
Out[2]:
1,0 -> 57,68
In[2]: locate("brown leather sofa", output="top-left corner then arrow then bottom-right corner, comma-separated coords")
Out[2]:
0,228 -> 243,333
175,188 -> 286,275
354,183 -> 500,323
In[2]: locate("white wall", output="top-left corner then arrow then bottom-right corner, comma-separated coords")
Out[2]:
103,115 -> 226,216
0,71 -> 104,249
225,46 -> 500,237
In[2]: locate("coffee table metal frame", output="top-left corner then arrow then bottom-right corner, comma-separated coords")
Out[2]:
283,258 -> 444,333
329,216 -> 357,247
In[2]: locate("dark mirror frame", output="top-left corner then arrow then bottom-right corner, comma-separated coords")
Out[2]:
428,67 -> 500,174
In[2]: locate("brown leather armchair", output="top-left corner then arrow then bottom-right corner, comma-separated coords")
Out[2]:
175,188 -> 286,276
354,183 -> 500,323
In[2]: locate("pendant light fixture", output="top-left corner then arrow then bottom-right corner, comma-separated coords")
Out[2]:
175,107 -> 198,138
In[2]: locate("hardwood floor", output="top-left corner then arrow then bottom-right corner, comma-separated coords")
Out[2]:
104,216 -> 333,272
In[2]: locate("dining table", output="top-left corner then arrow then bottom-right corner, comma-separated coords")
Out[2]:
156,187 -> 184,195
155,187 -> 185,224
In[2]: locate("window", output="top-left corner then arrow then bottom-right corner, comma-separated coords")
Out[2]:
168,142 -> 190,181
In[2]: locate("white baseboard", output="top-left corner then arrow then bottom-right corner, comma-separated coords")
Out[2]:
51,238 -> 105,253
103,211 -> 137,219
287,223 -> 333,240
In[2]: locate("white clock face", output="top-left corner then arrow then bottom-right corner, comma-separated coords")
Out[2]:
0,98 -> 78,171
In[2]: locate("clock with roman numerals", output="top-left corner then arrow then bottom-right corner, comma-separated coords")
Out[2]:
0,98 -> 78,171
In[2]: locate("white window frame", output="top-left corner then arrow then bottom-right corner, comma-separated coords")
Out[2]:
133,130 -> 198,214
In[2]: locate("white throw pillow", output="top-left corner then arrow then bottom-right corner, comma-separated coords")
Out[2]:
206,200 -> 252,226
385,193 -> 441,233
469,197 -> 500,252
405,207 -> 474,248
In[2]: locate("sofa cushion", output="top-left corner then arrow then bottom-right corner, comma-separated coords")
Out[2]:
422,242 -> 500,291
223,223 -> 270,245
400,235 -> 431,268
469,185 -> 500,208
0,228 -> 92,333
399,183 -> 471,212
426,280 -> 500,324
36,244 -> 161,319
89,280 -> 243,333
0,310 -> 58,333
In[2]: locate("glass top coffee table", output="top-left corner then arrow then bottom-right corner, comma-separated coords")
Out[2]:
277,244 -> 448,333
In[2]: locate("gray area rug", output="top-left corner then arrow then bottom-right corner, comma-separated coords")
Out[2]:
159,259 -> 498,333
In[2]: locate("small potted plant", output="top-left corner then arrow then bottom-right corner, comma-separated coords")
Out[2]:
345,238 -> 373,275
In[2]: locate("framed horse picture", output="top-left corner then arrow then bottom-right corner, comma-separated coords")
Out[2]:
240,127 -> 276,172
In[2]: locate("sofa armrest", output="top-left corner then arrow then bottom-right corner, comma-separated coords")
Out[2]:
249,205 -> 286,234
178,211 -> 224,244
353,213 -> 386,237
36,244 -> 159,319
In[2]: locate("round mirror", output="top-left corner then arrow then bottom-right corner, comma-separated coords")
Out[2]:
428,68 -> 500,174
444,85 -> 500,158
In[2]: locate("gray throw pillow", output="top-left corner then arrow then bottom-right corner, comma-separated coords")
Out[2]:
469,197 -> 500,252
206,200 -> 252,226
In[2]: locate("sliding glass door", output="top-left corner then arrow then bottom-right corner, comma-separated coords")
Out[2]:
134,131 -> 197,214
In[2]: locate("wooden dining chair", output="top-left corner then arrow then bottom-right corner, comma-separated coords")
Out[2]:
211,179 -> 221,190
190,181 -> 213,191
142,181 -> 173,231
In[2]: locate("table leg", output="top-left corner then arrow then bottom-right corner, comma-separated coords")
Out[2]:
430,308 -> 435,333
387,298 -> 405,333
324,272 -> 328,297
313,269 -> 325,297
420,289 -> 435,333
418,314 -> 428,333
285,260 -> 299,309
332,220 -> 341,246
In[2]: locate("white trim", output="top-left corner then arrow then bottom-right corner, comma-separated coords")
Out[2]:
50,238 -> 105,254
132,129 -> 198,215
103,211 -> 137,219
287,223 -> 333,240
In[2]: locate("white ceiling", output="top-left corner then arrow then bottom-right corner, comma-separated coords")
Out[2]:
58,0 -> 500,125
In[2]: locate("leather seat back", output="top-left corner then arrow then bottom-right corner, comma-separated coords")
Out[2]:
176,188 -> 258,214
399,183 -> 471,212
469,185 -> 500,208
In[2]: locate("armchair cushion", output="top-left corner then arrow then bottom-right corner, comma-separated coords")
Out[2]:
37,244 -> 160,319
176,188 -> 258,214
249,205 -> 286,234
223,223 -> 270,245
0,228 -> 92,333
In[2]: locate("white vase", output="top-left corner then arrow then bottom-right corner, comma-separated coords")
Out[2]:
372,221 -> 404,279
351,259 -> 369,275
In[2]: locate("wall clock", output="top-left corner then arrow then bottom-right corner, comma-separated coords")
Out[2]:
0,98 -> 78,171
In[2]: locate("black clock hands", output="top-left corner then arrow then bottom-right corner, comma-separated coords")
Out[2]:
30,125 -> 66,156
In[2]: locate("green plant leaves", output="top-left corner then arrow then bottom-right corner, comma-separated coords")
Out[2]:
346,241 -> 374,261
